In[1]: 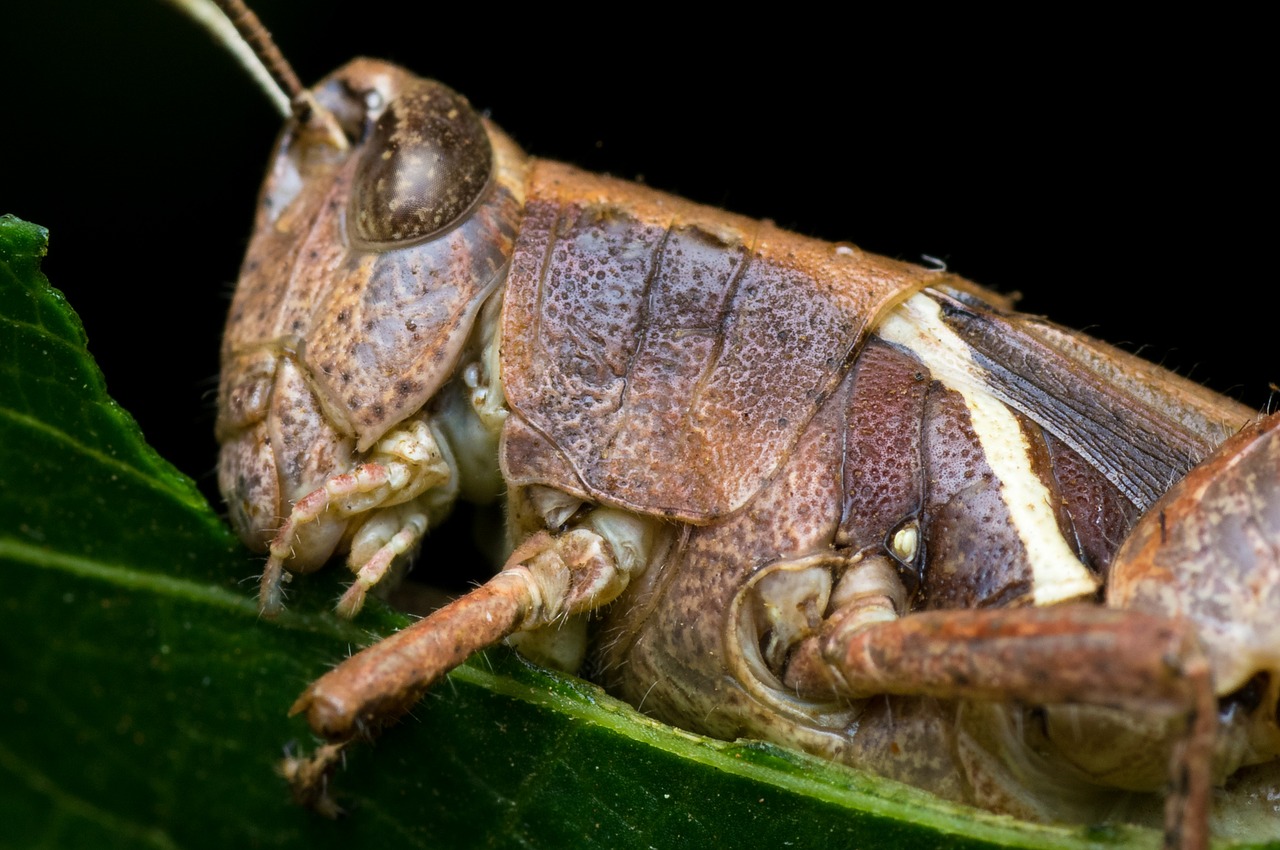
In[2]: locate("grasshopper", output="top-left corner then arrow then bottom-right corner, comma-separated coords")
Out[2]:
7,3 -> 1269,844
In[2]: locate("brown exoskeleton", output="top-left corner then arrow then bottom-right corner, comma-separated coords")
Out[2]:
194,2 -> 1280,847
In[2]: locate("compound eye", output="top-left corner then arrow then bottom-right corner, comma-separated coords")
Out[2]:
351,80 -> 492,246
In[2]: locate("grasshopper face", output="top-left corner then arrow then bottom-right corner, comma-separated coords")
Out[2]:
214,58 -> 529,615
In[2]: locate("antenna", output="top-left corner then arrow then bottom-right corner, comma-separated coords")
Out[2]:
164,0 -> 348,149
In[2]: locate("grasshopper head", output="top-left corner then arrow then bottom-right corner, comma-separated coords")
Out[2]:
215,59 -> 526,559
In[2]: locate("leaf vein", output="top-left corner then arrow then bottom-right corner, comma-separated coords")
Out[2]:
0,739 -> 183,850
0,539 -> 375,645
0,406 -> 181,501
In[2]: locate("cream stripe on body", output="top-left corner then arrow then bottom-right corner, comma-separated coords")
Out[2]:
877,292 -> 1099,605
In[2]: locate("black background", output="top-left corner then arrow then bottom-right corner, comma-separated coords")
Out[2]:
4,2 -> 1272,511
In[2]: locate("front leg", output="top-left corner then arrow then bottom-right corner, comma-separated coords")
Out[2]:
292,525 -> 628,739
259,416 -> 455,617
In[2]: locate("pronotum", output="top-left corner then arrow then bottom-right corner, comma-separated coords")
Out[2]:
5,3 -> 1274,844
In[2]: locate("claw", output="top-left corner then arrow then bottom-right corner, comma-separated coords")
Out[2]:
258,557 -> 288,618
335,509 -> 431,618
334,582 -> 367,619
280,741 -> 348,818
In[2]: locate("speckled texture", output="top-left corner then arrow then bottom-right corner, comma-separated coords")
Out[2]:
919,385 -> 1034,610
1111,411 -> 1280,764
596,364 -> 853,754
836,338 -> 929,551
219,59 -> 525,455
1044,430 -> 1138,575
500,161 -> 938,520
216,58 -> 529,562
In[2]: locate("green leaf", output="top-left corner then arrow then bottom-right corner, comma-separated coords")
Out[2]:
1,213 -> 1275,850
